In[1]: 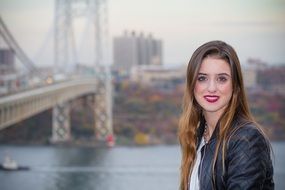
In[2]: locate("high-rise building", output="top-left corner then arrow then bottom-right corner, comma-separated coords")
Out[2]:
113,31 -> 162,74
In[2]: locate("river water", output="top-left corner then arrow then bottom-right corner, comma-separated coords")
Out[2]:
0,142 -> 284,190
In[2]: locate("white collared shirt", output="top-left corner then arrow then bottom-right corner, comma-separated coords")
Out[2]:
189,138 -> 206,190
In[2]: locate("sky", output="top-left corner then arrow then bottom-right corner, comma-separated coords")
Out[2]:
0,0 -> 285,68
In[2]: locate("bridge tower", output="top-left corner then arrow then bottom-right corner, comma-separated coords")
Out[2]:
52,0 -> 113,142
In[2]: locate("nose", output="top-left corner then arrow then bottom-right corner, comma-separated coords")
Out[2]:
207,79 -> 217,93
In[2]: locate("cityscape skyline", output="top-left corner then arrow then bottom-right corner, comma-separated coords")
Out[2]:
0,0 -> 285,68
113,30 -> 163,73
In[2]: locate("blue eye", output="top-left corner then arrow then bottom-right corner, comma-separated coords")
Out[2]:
217,76 -> 228,83
197,76 -> 207,82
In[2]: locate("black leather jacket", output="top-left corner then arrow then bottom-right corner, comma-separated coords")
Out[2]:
196,118 -> 274,190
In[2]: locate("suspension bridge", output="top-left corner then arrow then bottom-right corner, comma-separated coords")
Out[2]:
0,0 -> 114,145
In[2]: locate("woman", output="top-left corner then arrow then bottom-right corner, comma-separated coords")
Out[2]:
178,40 -> 274,190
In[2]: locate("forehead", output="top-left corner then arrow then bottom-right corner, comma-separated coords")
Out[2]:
199,57 -> 231,74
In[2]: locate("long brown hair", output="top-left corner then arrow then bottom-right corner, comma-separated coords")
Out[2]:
178,40 -> 257,190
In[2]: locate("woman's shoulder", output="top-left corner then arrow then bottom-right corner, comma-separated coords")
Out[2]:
228,121 -> 270,149
233,122 -> 261,136
226,121 -> 272,164
231,116 -> 265,137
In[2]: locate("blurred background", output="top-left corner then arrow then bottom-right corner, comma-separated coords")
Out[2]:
0,0 -> 284,189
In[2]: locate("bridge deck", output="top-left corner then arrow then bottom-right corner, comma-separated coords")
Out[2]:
0,78 -> 97,130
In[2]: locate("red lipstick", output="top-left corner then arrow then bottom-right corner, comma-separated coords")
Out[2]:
204,95 -> 219,103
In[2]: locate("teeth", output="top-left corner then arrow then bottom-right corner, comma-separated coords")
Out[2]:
204,96 -> 219,102
207,97 -> 217,100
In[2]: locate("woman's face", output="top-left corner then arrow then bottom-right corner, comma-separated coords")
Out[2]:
194,57 -> 233,116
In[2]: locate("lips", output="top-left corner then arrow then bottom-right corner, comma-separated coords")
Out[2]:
204,95 -> 219,103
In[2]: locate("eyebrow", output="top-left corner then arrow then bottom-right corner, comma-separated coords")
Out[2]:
218,73 -> 231,77
198,72 -> 231,77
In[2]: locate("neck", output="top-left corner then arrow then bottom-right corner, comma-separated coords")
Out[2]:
203,111 -> 222,138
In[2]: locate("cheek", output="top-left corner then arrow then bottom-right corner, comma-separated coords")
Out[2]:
219,83 -> 233,96
194,83 -> 205,94
194,83 -> 206,104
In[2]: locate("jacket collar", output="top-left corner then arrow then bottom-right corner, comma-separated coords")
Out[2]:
196,114 -> 242,148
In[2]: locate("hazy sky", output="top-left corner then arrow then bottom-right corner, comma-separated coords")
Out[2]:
0,0 -> 285,67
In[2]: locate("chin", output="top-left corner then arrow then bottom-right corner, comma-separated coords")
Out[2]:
201,103 -> 227,113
